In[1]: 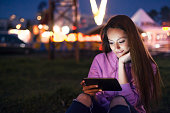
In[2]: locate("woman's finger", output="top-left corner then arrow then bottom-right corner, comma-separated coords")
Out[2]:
84,89 -> 102,93
83,85 -> 98,90
80,80 -> 86,86
85,92 -> 95,96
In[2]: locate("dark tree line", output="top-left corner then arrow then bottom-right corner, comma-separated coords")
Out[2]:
148,6 -> 170,25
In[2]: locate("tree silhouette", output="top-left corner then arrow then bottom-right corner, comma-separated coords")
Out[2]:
37,1 -> 48,24
160,6 -> 170,22
148,6 -> 170,25
38,1 -> 47,13
148,9 -> 159,22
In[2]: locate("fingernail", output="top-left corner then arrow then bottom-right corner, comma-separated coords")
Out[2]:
96,85 -> 98,87
99,89 -> 102,91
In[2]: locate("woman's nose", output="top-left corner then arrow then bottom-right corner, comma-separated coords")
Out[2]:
115,43 -> 120,49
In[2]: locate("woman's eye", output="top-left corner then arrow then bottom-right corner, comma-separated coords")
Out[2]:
109,42 -> 114,44
118,40 -> 125,43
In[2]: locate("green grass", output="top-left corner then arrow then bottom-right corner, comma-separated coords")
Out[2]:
152,56 -> 170,113
0,54 -> 170,113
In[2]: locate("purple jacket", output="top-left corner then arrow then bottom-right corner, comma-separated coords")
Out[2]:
88,51 -> 157,113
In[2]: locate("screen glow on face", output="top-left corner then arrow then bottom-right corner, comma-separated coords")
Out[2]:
107,28 -> 129,58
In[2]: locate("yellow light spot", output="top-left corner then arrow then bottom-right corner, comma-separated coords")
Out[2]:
162,27 -> 170,31
66,33 -> 76,42
62,26 -> 70,34
10,14 -> 16,20
155,44 -> 160,48
20,18 -> 24,22
53,25 -> 60,33
37,16 -> 42,20
141,33 -> 147,37
16,24 -> 21,29
44,25 -> 49,30
38,24 -> 43,29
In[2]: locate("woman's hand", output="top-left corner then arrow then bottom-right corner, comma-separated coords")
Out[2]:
119,52 -> 131,64
80,80 -> 102,96
118,52 -> 130,84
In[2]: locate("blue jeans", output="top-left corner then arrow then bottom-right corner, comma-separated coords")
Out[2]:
66,96 -> 137,113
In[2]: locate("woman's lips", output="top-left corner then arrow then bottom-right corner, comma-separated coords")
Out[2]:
116,50 -> 124,54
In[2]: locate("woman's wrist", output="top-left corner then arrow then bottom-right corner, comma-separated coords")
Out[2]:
118,61 -> 128,84
119,60 -> 125,66
118,52 -> 131,64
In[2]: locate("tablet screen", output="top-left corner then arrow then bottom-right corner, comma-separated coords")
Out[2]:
83,78 -> 122,91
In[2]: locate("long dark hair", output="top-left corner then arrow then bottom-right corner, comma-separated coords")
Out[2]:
100,15 -> 162,112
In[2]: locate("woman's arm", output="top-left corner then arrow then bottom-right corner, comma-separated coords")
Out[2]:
118,65 -> 139,106
118,52 -> 130,84
118,52 -> 139,105
118,62 -> 128,84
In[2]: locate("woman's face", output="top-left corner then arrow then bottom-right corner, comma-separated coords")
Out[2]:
107,28 -> 129,58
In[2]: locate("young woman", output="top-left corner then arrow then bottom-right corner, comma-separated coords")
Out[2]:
66,15 -> 162,113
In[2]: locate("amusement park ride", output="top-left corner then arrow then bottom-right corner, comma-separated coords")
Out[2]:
46,0 -> 108,60
39,0 -> 108,61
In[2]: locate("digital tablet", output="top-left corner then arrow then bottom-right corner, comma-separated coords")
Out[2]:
83,78 -> 122,91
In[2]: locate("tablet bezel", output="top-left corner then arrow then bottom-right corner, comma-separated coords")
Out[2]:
83,78 -> 122,91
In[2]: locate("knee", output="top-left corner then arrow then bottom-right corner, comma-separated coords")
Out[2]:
110,96 -> 128,108
76,93 -> 92,107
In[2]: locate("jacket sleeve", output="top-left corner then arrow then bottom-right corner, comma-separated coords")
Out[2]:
118,62 -> 158,106
117,64 -> 139,106
88,56 -> 102,78
118,83 -> 139,106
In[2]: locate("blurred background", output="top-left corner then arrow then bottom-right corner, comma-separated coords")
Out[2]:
0,0 -> 170,113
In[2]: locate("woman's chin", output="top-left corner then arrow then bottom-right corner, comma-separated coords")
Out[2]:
116,53 -> 126,58
116,54 -> 122,58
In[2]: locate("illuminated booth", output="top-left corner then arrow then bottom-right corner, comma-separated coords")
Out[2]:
131,8 -> 170,54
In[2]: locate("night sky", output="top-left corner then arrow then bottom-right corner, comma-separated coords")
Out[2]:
0,0 -> 170,20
